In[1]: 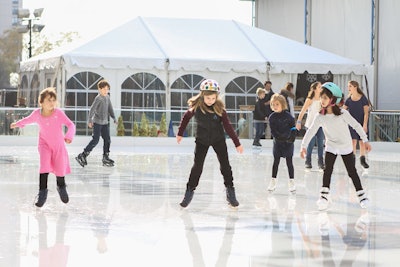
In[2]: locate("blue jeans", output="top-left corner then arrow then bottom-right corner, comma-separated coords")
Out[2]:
306,127 -> 324,164
84,123 -> 111,154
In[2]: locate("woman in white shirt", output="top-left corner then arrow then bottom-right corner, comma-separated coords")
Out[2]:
296,82 -> 325,169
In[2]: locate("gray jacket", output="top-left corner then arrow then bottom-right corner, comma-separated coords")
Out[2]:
88,94 -> 116,125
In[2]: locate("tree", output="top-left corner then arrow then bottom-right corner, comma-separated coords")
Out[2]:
117,115 -> 125,136
139,113 -> 149,136
159,113 -> 167,135
0,29 -> 23,87
132,122 -> 139,136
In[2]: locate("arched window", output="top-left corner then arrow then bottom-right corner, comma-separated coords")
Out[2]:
170,74 -> 204,110
29,74 -> 40,107
121,72 -> 166,134
19,75 -> 29,106
225,76 -> 263,128
65,72 -> 103,135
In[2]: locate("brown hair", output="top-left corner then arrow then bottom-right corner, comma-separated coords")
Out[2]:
97,79 -> 110,90
307,81 -> 321,99
348,80 -> 364,96
38,87 -> 57,105
188,90 -> 225,116
270,93 -> 288,111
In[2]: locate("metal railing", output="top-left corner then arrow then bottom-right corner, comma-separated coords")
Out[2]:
1,107 -> 398,142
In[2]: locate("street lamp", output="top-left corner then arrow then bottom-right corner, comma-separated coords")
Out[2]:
16,8 -> 45,58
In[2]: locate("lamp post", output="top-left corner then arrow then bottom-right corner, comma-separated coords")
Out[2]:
16,8 -> 45,58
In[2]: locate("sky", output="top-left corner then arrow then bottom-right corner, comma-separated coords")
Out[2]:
23,0 -> 253,41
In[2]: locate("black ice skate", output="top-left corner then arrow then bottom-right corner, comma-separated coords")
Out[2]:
226,186 -> 239,207
35,189 -> 48,207
180,186 -> 195,208
75,151 -> 89,167
102,153 -> 114,167
57,185 -> 69,203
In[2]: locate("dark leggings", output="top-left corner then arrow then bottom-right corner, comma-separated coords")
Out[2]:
39,173 -> 65,189
187,141 -> 234,189
323,152 -> 363,191
272,156 -> 294,179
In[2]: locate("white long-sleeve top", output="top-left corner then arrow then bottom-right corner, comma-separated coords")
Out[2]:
301,109 -> 368,155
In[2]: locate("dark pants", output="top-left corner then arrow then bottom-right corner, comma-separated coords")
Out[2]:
323,152 -> 363,191
187,140 -> 234,189
272,156 -> 294,179
84,123 -> 111,154
254,121 -> 266,142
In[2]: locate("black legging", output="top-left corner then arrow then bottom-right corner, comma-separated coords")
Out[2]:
323,152 -> 363,191
272,156 -> 294,179
187,140 -> 234,189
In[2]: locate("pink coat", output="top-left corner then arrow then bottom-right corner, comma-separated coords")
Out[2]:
16,108 -> 76,176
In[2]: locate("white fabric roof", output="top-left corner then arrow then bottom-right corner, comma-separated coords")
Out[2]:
20,17 -> 366,75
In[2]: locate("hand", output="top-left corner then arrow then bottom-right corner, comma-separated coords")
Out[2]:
65,138 -> 72,144
236,145 -> 243,154
300,148 -> 306,159
364,142 -> 372,152
363,125 -> 368,133
176,135 -> 182,144
10,122 -> 17,129
88,122 -> 93,128
295,123 -> 301,131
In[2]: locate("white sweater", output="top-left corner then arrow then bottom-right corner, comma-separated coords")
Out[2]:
301,109 -> 368,155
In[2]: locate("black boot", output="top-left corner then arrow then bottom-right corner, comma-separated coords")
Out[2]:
226,186 -> 239,207
360,156 -> 369,169
35,189 -> 48,207
57,185 -> 69,203
75,151 -> 89,167
102,153 -> 114,167
180,186 -> 195,208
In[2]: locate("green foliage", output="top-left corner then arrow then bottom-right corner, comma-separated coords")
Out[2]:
132,122 -> 139,136
150,124 -> 158,137
117,115 -> 125,136
139,113 -> 149,136
159,113 -> 167,135
0,29 -> 22,87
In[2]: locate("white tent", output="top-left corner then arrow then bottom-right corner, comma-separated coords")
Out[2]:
19,16 -> 367,109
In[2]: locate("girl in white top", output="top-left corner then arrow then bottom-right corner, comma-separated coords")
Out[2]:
296,82 -> 325,169
300,82 -> 371,211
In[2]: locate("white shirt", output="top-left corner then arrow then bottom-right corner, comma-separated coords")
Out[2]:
305,100 -> 321,128
301,109 -> 368,155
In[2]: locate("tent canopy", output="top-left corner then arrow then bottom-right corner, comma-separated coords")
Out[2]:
20,16 -> 366,75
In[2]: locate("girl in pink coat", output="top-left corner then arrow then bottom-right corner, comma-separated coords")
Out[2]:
11,87 -> 76,207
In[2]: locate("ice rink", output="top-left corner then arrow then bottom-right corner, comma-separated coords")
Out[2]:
0,136 -> 399,267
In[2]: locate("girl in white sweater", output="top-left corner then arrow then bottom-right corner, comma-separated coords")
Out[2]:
300,82 -> 371,210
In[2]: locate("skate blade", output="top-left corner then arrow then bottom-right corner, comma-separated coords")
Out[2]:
75,158 -> 85,167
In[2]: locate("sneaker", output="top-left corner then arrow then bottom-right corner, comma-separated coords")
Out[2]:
357,190 -> 369,209
288,179 -> 296,193
268,178 -> 277,192
57,185 -> 69,203
305,162 -> 312,169
35,189 -> 48,207
317,187 -> 330,211
180,186 -> 195,208
226,186 -> 239,207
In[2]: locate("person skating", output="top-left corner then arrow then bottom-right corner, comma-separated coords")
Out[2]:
176,79 -> 243,208
76,79 -> 117,167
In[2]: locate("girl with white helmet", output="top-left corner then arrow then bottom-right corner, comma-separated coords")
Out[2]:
300,82 -> 371,210
176,79 -> 243,208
